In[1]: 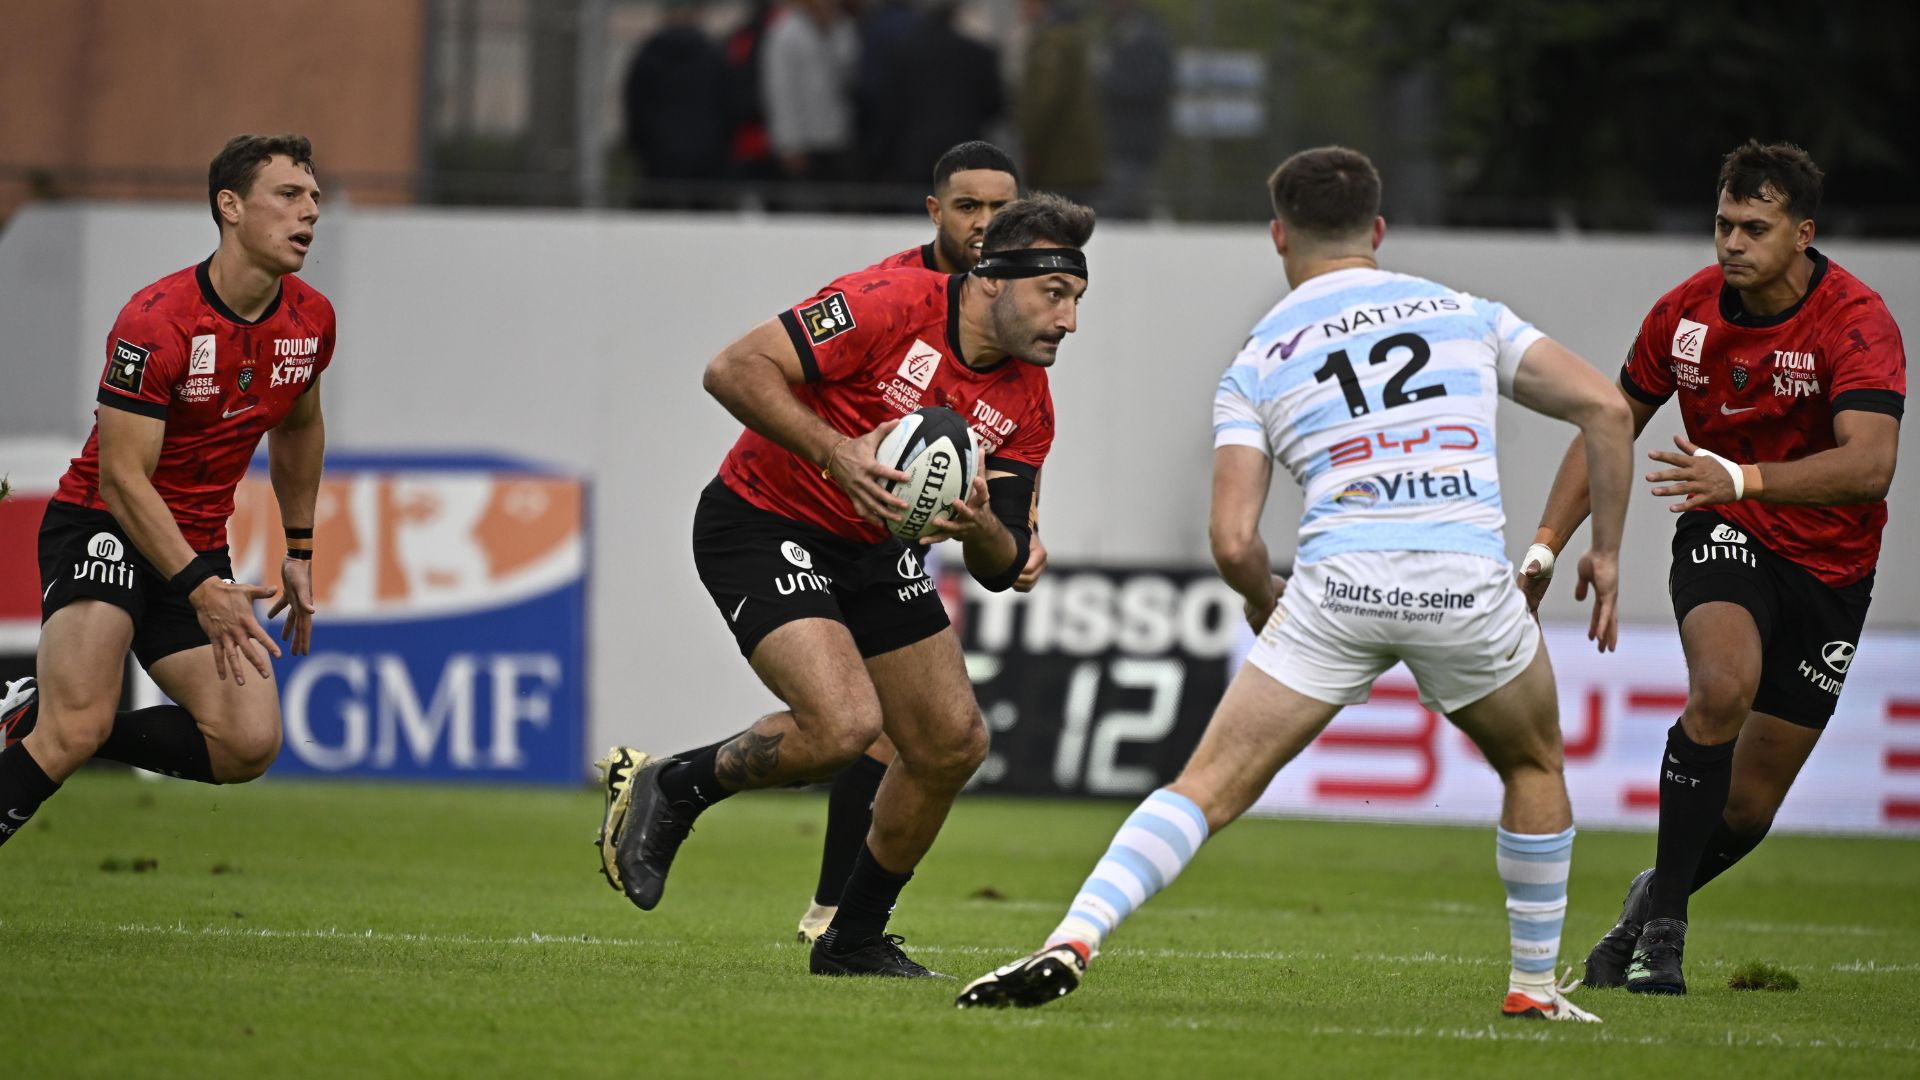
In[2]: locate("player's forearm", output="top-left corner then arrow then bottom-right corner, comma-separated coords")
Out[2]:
98,469 -> 200,577
1577,401 -> 1634,556
1533,434 -> 1595,555
705,352 -> 843,468
269,415 -> 325,531
1211,531 -> 1273,603
960,515 -> 1018,581
1747,444 -> 1897,506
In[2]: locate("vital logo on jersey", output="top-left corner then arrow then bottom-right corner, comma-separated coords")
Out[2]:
798,292 -> 856,346
1672,318 -> 1708,362
189,334 -> 216,376
1334,481 -> 1381,509
106,339 -> 150,394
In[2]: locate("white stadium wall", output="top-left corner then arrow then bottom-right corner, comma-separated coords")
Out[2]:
1,202 -> 1917,805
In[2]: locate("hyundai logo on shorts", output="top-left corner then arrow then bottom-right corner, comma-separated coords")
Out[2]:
1822,640 -> 1855,674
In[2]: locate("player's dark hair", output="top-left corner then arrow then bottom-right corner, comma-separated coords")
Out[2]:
208,134 -> 316,228
1718,139 -> 1823,222
981,192 -> 1095,252
933,141 -> 1021,193
1267,146 -> 1380,239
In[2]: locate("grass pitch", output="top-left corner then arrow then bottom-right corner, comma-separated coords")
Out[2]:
4,773 -> 1918,1078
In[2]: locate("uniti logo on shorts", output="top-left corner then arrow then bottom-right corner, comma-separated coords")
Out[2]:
1691,531 -> 1756,567
74,531 -> 134,590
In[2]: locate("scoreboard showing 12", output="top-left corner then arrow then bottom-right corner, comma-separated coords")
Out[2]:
960,566 -> 1247,798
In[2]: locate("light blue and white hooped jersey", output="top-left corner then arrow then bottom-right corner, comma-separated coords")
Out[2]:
1213,267 -> 1543,565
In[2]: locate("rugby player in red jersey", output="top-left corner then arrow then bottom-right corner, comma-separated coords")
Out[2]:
595,194 -> 1094,978
0,135 -> 334,852
791,140 -> 1050,945
1519,141 -> 1904,994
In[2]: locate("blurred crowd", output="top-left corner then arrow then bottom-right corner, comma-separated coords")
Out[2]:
619,0 -> 1173,216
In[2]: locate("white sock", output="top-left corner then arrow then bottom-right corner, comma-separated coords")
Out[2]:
1497,825 -> 1574,996
1045,789 -> 1210,954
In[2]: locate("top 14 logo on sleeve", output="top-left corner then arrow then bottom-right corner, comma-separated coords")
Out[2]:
799,292 -> 855,345
106,338 -> 150,393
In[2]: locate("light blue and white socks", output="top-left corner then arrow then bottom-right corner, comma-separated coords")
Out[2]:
1496,825 -> 1575,997
1046,789 -> 1211,954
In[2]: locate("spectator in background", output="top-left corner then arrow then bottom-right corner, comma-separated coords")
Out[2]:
1018,0 -> 1103,202
853,0 -> 924,182
762,0 -> 861,187
872,3 -> 1006,189
1097,0 -> 1173,219
722,1 -> 780,185
621,0 -> 730,208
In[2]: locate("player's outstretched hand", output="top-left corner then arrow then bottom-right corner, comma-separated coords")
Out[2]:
1647,434 -> 1739,511
190,578 -> 282,684
1573,549 -> 1619,652
1242,573 -> 1287,633
1014,534 -> 1049,592
829,418 -> 912,525
268,555 -> 317,656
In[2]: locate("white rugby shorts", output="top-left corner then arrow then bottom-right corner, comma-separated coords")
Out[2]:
1247,549 -> 1538,714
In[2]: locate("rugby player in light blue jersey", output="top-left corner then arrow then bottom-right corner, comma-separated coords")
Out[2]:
958,146 -> 1634,1021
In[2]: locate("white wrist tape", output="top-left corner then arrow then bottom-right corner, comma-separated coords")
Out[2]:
1692,446 -> 1745,500
1522,543 -> 1556,580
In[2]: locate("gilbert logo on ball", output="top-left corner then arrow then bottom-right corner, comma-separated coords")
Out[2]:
875,406 -> 978,542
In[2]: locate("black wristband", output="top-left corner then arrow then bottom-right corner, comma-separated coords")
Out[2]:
284,527 -> 314,540
170,554 -> 224,596
283,548 -> 313,561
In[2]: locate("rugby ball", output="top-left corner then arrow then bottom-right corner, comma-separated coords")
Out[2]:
876,406 -> 978,541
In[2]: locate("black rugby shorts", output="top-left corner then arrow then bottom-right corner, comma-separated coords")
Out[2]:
38,500 -> 224,668
1668,510 -> 1873,729
691,478 -> 948,660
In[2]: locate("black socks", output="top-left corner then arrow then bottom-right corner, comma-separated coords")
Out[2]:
0,743 -> 61,848
823,842 -> 913,954
815,754 -> 888,906
656,737 -> 735,814
1648,721 -> 1736,922
1691,816 -> 1771,893
95,705 -> 217,784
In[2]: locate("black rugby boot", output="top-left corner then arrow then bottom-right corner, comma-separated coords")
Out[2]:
1625,916 -> 1688,995
1584,867 -> 1654,988
610,756 -> 696,911
810,932 -> 947,978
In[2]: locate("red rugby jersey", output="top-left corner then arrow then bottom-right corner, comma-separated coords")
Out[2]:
871,243 -> 939,272
718,267 -> 1055,543
57,259 -> 337,551
1620,250 -> 1905,586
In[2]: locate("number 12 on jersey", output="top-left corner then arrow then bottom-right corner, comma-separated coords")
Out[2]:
1314,332 -> 1447,417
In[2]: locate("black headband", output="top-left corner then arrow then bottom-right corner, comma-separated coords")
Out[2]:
972,247 -> 1088,281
